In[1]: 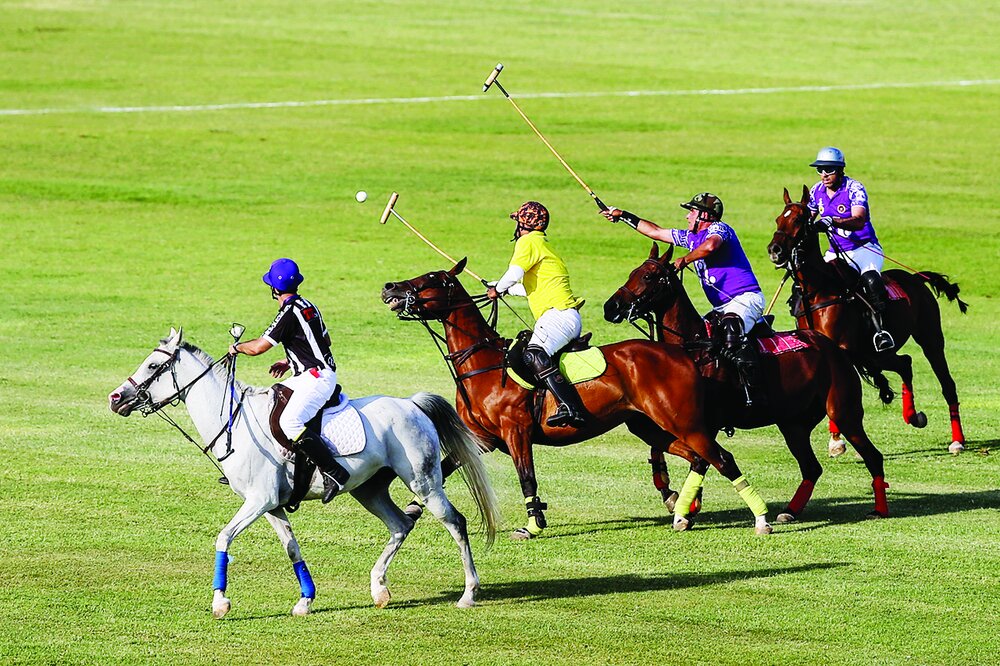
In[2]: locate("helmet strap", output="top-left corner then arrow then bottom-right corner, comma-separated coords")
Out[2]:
270,286 -> 280,301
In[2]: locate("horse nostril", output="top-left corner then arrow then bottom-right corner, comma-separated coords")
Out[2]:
110,392 -> 121,402
384,283 -> 395,290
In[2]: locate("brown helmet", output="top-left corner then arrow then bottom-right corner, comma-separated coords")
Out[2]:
680,192 -> 724,220
510,201 -> 549,232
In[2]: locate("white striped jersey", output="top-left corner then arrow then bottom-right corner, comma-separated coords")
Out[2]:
261,295 -> 336,375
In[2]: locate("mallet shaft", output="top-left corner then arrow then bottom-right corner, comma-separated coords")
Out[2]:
388,209 -> 485,284
764,273 -> 790,317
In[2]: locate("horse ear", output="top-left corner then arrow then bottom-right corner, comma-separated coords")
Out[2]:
801,184 -> 810,205
166,327 -> 183,347
648,242 -> 659,260
450,257 -> 467,276
663,244 -> 674,264
783,187 -> 791,205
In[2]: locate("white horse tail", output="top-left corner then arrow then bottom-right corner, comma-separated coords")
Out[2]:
411,392 -> 500,547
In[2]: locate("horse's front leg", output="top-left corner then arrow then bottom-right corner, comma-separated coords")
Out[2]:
212,497 -> 275,619
501,420 -> 545,540
263,508 -> 314,616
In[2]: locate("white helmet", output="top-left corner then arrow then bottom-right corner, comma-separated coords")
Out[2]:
810,146 -> 846,169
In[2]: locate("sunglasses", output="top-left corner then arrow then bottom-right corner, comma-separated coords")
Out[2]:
816,166 -> 841,175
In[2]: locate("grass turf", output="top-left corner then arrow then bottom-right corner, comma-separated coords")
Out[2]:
0,1 -> 998,664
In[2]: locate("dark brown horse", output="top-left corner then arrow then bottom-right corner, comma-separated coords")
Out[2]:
768,187 -> 968,454
604,243 -> 889,520
382,259 -> 773,537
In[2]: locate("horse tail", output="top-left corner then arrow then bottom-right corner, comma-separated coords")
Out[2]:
915,271 -> 969,314
411,393 -> 500,547
854,359 -> 895,405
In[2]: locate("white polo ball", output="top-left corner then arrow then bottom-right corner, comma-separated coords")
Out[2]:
355,190 -> 367,203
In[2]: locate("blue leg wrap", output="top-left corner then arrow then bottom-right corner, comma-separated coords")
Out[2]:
213,551 -> 229,592
293,560 -> 316,599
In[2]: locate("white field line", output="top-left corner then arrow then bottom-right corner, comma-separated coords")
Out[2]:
1,79 -> 998,117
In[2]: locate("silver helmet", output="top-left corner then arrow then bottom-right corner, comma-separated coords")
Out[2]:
810,146 -> 846,168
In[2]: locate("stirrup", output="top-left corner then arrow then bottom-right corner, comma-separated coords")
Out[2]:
546,406 -> 585,428
320,472 -> 345,504
873,330 -> 895,352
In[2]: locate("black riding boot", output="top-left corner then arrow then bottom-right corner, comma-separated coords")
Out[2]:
719,314 -> 766,408
524,345 -> 586,428
296,428 -> 351,503
861,270 -> 895,352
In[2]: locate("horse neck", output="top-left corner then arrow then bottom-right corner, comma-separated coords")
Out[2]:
794,231 -> 838,292
657,282 -> 704,343
441,300 -> 503,370
174,351 -> 232,446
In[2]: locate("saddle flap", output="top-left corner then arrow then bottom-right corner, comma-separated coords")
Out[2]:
269,383 -> 343,451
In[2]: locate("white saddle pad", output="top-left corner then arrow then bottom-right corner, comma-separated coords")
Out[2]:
319,393 -> 366,456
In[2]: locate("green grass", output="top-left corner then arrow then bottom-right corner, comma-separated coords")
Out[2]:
1,1 -> 998,664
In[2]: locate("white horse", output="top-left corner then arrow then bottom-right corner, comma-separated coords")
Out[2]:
108,328 -> 500,617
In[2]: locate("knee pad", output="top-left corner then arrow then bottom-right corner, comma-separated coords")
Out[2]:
720,313 -> 744,346
523,345 -> 554,377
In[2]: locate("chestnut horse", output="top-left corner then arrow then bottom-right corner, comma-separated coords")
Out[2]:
768,187 -> 968,454
604,243 -> 889,520
382,259 -> 773,537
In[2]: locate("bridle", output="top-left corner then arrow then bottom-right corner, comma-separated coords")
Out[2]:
611,259 -> 689,342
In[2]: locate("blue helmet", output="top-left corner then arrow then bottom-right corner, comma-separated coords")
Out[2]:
262,258 -> 304,292
810,146 -> 846,168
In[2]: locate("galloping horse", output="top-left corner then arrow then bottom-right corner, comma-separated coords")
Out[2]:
768,187 -> 969,454
109,328 -> 500,616
604,243 -> 889,520
382,259 -> 773,537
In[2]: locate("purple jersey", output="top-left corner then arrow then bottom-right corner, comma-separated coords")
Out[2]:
668,221 -> 762,308
808,176 -> 879,252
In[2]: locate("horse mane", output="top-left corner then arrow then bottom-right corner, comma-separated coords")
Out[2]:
167,339 -> 271,396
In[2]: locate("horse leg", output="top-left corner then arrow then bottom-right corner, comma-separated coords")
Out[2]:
775,421 -> 823,523
263,508 -> 315,616
420,489 -> 480,608
212,497 -> 275,619
880,352 -> 926,429
626,416 -> 680,511
404,455 -> 460,522
912,327 -> 965,453
351,471 -> 415,609
502,423 -> 546,540
673,432 -> 771,535
827,382 -> 889,518
827,419 -> 846,458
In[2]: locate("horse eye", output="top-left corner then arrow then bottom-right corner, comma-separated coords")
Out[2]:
148,362 -> 159,370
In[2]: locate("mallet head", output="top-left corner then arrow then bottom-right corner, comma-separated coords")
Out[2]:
482,63 -> 504,92
379,192 -> 399,224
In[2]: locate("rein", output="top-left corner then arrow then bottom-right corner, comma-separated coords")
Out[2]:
615,260 -> 695,343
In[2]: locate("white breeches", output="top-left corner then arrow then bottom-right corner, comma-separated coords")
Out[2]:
528,307 -> 583,356
278,367 -> 338,440
824,242 -> 884,274
711,290 -> 766,335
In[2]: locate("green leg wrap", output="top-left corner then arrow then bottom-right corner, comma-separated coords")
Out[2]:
674,471 -> 705,519
524,496 -> 547,536
732,475 -> 768,517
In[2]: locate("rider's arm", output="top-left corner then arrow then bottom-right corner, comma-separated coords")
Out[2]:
494,265 -> 525,295
830,205 -> 868,231
232,337 -> 273,356
602,208 -> 677,243
676,235 -> 723,268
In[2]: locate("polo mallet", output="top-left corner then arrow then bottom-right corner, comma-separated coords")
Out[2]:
379,193 -> 486,283
482,63 -> 608,211
225,323 -> 245,431
764,273 -> 790,317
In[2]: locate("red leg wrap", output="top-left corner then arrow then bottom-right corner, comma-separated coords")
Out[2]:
786,479 -> 815,516
901,384 -> 917,424
828,420 -> 840,436
949,403 -> 965,443
872,476 -> 889,516
649,455 -> 668,491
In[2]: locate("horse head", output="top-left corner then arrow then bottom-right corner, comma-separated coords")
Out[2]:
604,243 -> 679,324
767,186 -> 812,267
108,327 -> 186,417
381,257 -> 471,321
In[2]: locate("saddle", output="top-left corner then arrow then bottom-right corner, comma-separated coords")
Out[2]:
505,329 -> 600,389
269,383 -> 343,513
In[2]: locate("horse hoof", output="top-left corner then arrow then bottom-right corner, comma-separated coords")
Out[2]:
948,441 -> 965,455
775,512 -> 796,524
755,522 -> 774,535
828,438 -> 846,458
662,490 -> 679,513
373,588 -> 392,609
291,597 -> 313,616
672,516 -> 690,532
510,527 -> 536,541
456,593 -> 476,609
212,598 -> 231,619
865,510 -> 888,520
908,411 -> 928,429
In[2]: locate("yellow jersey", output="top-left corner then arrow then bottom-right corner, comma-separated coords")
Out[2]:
509,231 -> 584,320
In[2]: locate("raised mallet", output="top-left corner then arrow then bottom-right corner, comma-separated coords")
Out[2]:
482,63 -> 607,211
378,192 -> 486,283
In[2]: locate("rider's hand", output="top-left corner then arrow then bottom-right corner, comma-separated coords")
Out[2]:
810,216 -> 834,232
486,287 -> 500,300
672,257 -> 687,271
228,343 -> 240,356
269,360 -> 290,378
601,207 -> 621,222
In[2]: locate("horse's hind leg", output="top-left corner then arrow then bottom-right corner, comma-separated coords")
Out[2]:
879,351 -> 926,429
828,394 -> 889,518
350,470 -> 414,609
912,326 -> 965,453
212,497 -> 275,619
775,420 -> 824,524
264,508 -> 315,616
420,489 -> 479,608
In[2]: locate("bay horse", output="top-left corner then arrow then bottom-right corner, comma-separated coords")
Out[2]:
768,187 -> 969,454
604,243 -> 889,520
108,328 -> 500,616
381,258 -> 774,537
